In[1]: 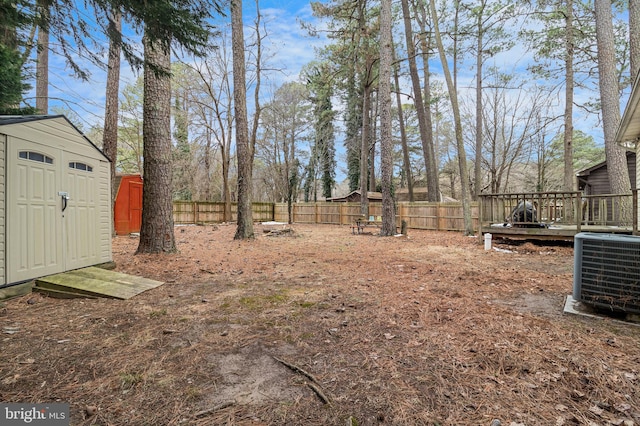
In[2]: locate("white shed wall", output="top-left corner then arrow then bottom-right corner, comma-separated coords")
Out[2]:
2,116 -> 112,285
96,159 -> 112,262
0,134 -> 5,285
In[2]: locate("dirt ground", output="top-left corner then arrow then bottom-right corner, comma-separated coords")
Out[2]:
1,224 -> 639,426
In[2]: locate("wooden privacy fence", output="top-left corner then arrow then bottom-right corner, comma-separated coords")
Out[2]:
172,201 -> 479,232
173,201 -> 274,224
274,202 -> 479,232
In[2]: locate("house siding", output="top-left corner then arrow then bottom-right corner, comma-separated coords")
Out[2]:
580,153 -> 637,195
578,152 -> 637,225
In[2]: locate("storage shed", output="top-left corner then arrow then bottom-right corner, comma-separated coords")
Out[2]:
0,115 -> 112,288
114,174 -> 143,235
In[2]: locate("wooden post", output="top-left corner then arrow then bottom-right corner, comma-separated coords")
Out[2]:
575,192 -> 581,233
437,203 -> 444,231
478,196 -> 484,237
193,201 -> 197,225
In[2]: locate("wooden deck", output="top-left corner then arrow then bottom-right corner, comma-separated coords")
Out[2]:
34,267 -> 164,299
479,191 -> 638,241
484,223 -> 633,241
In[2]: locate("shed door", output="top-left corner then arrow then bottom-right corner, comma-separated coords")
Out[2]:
7,141 -> 104,283
7,141 -> 64,282
129,181 -> 143,233
64,153 -> 100,270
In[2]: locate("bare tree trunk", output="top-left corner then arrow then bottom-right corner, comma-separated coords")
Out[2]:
369,95 -> 376,193
414,0 -> 438,194
360,80 -> 371,216
379,0 -> 395,236
403,0 -> 439,201
452,1 -> 459,92
103,8 -> 121,236
286,148 -> 292,224
137,34 -> 176,253
232,0 -> 254,239
204,122 -> 212,200
223,120 -> 232,221
249,0 -> 263,175
474,6 -> 483,199
286,135 -> 297,224
221,71 -> 233,220
392,38 -> 413,201
563,0 -> 575,192
36,0 -> 49,114
430,0 -> 473,235
595,0 -> 632,223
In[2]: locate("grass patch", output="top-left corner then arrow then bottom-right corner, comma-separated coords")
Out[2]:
185,386 -> 201,401
149,309 -> 167,318
119,371 -> 143,389
239,292 -> 289,310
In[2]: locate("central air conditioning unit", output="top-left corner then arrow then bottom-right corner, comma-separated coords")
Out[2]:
573,232 -> 640,315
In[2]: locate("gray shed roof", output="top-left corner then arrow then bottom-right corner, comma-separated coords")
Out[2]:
0,114 -> 63,126
0,115 -> 110,162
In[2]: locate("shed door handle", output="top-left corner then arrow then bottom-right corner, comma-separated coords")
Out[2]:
59,192 -> 69,212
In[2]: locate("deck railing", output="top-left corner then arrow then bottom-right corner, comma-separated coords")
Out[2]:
478,191 -> 636,232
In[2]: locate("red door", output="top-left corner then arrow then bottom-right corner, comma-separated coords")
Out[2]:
129,181 -> 143,233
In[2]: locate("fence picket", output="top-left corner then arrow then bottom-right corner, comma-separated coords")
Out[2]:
172,201 -> 478,232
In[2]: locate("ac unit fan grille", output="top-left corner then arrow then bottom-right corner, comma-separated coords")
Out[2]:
578,237 -> 640,314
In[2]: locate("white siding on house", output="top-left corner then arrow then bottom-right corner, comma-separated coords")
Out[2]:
637,146 -> 640,231
0,134 -> 5,285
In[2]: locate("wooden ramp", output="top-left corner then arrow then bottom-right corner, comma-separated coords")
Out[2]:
34,267 -> 164,299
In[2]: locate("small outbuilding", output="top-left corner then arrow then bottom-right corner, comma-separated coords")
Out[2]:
326,190 -> 383,203
114,173 -> 143,235
0,115 -> 112,288
576,152 -> 636,196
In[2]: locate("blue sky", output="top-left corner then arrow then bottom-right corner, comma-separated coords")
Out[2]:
32,0 -> 631,168
37,0 -> 324,130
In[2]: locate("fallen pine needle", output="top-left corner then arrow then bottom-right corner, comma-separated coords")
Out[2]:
194,400 -> 235,418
